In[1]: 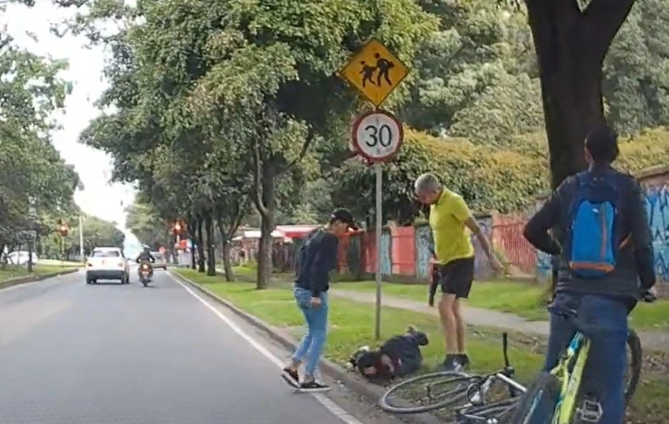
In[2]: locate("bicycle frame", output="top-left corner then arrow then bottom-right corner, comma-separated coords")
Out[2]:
549,331 -> 591,424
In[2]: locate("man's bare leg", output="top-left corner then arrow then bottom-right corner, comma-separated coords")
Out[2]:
438,294 -> 458,354
454,298 -> 466,353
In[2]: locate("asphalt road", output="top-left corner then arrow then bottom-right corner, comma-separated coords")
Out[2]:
0,268 -> 405,424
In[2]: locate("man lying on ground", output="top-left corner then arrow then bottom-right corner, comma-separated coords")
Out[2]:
349,326 -> 429,382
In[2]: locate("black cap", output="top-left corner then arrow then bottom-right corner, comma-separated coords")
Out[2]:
331,208 -> 359,230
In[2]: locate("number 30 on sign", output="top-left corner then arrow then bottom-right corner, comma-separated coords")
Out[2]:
351,110 -> 404,163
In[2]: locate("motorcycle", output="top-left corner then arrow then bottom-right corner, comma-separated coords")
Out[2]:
138,262 -> 153,287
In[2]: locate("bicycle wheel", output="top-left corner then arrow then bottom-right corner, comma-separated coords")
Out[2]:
507,372 -> 561,424
379,371 -> 480,414
625,329 -> 642,403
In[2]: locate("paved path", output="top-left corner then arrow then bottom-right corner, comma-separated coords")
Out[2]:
330,289 -> 669,353
0,269 -> 399,424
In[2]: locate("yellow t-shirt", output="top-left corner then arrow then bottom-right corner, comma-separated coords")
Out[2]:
429,189 -> 475,265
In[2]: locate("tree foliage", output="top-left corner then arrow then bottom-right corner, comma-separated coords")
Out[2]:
0,14 -> 79,256
72,0 -> 669,287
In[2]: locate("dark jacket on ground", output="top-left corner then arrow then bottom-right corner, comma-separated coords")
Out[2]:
523,166 -> 655,300
380,331 -> 428,377
294,228 -> 339,297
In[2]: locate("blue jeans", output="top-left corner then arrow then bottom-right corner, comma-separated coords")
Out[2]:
292,287 -> 328,377
544,293 -> 628,424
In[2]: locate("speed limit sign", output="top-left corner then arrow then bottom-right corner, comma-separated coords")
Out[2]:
351,110 -> 404,162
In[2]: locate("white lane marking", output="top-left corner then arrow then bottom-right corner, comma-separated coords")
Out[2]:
167,273 -> 363,424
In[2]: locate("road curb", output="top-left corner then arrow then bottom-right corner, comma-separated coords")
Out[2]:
0,267 -> 80,291
170,271 -> 444,424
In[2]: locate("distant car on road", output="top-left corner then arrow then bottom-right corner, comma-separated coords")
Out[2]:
150,251 -> 168,270
7,251 -> 39,266
86,247 -> 130,285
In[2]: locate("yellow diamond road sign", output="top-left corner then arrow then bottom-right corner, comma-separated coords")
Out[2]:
338,38 -> 410,107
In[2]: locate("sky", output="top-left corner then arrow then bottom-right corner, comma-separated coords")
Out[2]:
3,2 -> 136,235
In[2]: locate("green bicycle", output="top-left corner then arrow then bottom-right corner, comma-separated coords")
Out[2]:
508,291 -> 656,424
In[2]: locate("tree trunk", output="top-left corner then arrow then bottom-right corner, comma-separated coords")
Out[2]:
188,218 -> 197,269
256,163 -> 276,290
205,214 -> 216,276
527,0 -> 636,189
222,242 -> 234,281
217,224 -> 235,282
196,217 -> 206,273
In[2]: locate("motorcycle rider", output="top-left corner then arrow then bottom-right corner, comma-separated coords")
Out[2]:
135,246 -> 155,279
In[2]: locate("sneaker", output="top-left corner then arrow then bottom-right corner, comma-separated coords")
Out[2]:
299,380 -> 330,392
282,367 -> 300,386
442,354 -> 463,371
457,353 -> 471,368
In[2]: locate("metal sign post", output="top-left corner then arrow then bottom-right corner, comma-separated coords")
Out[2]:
338,38 -> 410,339
351,110 -> 404,339
374,164 -> 383,339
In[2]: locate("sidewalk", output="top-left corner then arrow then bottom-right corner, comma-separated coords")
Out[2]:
330,289 -> 669,353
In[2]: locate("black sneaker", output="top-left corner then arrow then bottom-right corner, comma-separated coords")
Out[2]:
457,354 -> 471,368
299,380 -> 330,392
442,354 -> 463,371
282,367 -> 300,386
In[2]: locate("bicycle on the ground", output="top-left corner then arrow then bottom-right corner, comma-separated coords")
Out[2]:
508,291 -> 656,424
379,332 -> 526,420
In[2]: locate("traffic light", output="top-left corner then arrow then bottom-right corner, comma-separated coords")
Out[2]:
57,220 -> 69,237
172,221 -> 183,235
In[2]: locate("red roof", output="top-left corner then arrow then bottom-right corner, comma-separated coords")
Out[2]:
275,225 -> 318,239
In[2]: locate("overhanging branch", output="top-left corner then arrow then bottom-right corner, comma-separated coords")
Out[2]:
280,126 -> 316,175
583,0 -> 636,61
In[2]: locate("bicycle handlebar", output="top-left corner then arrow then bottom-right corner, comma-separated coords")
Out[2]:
501,332 -> 510,368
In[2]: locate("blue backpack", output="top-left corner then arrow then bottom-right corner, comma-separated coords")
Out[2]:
564,171 -> 627,278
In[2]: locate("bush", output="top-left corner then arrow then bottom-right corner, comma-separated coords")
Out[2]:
330,127 -> 669,225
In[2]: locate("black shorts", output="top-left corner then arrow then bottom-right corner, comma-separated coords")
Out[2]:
433,257 -> 475,299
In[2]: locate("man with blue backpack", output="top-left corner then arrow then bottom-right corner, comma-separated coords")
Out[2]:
523,124 -> 656,424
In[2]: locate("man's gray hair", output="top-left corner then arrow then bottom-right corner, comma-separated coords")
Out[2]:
414,173 -> 441,193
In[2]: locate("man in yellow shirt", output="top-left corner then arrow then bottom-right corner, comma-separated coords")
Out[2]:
415,173 -> 502,370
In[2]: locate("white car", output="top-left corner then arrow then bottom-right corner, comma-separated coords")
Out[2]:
150,251 -> 168,270
86,247 -> 130,285
7,251 -> 39,265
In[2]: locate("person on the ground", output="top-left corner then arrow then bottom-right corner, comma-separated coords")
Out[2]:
282,208 -> 359,392
350,326 -> 429,381
523,124 -> 656,424
414,174 -> 503,371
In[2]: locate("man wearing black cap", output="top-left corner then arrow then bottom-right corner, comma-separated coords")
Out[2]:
282,208 -> 358,392
523,124 -> 656,424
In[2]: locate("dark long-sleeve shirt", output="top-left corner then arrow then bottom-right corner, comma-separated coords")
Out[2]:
523,167 -> 656,299
295,228 -> 339,297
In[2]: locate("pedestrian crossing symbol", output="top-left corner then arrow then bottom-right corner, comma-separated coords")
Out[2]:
337,38 -> 410,107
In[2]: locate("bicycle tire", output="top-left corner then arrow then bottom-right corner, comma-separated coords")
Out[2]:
506,372 -> 561,424
379,371 -> 478,414
625,329 -> 643,403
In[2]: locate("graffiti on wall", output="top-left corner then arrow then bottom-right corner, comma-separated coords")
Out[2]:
380,232 -> 392,275
415,225 -> 432,278
472,217 -> 493,279
534,185 -> 669,282
646,185 -> 669,281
